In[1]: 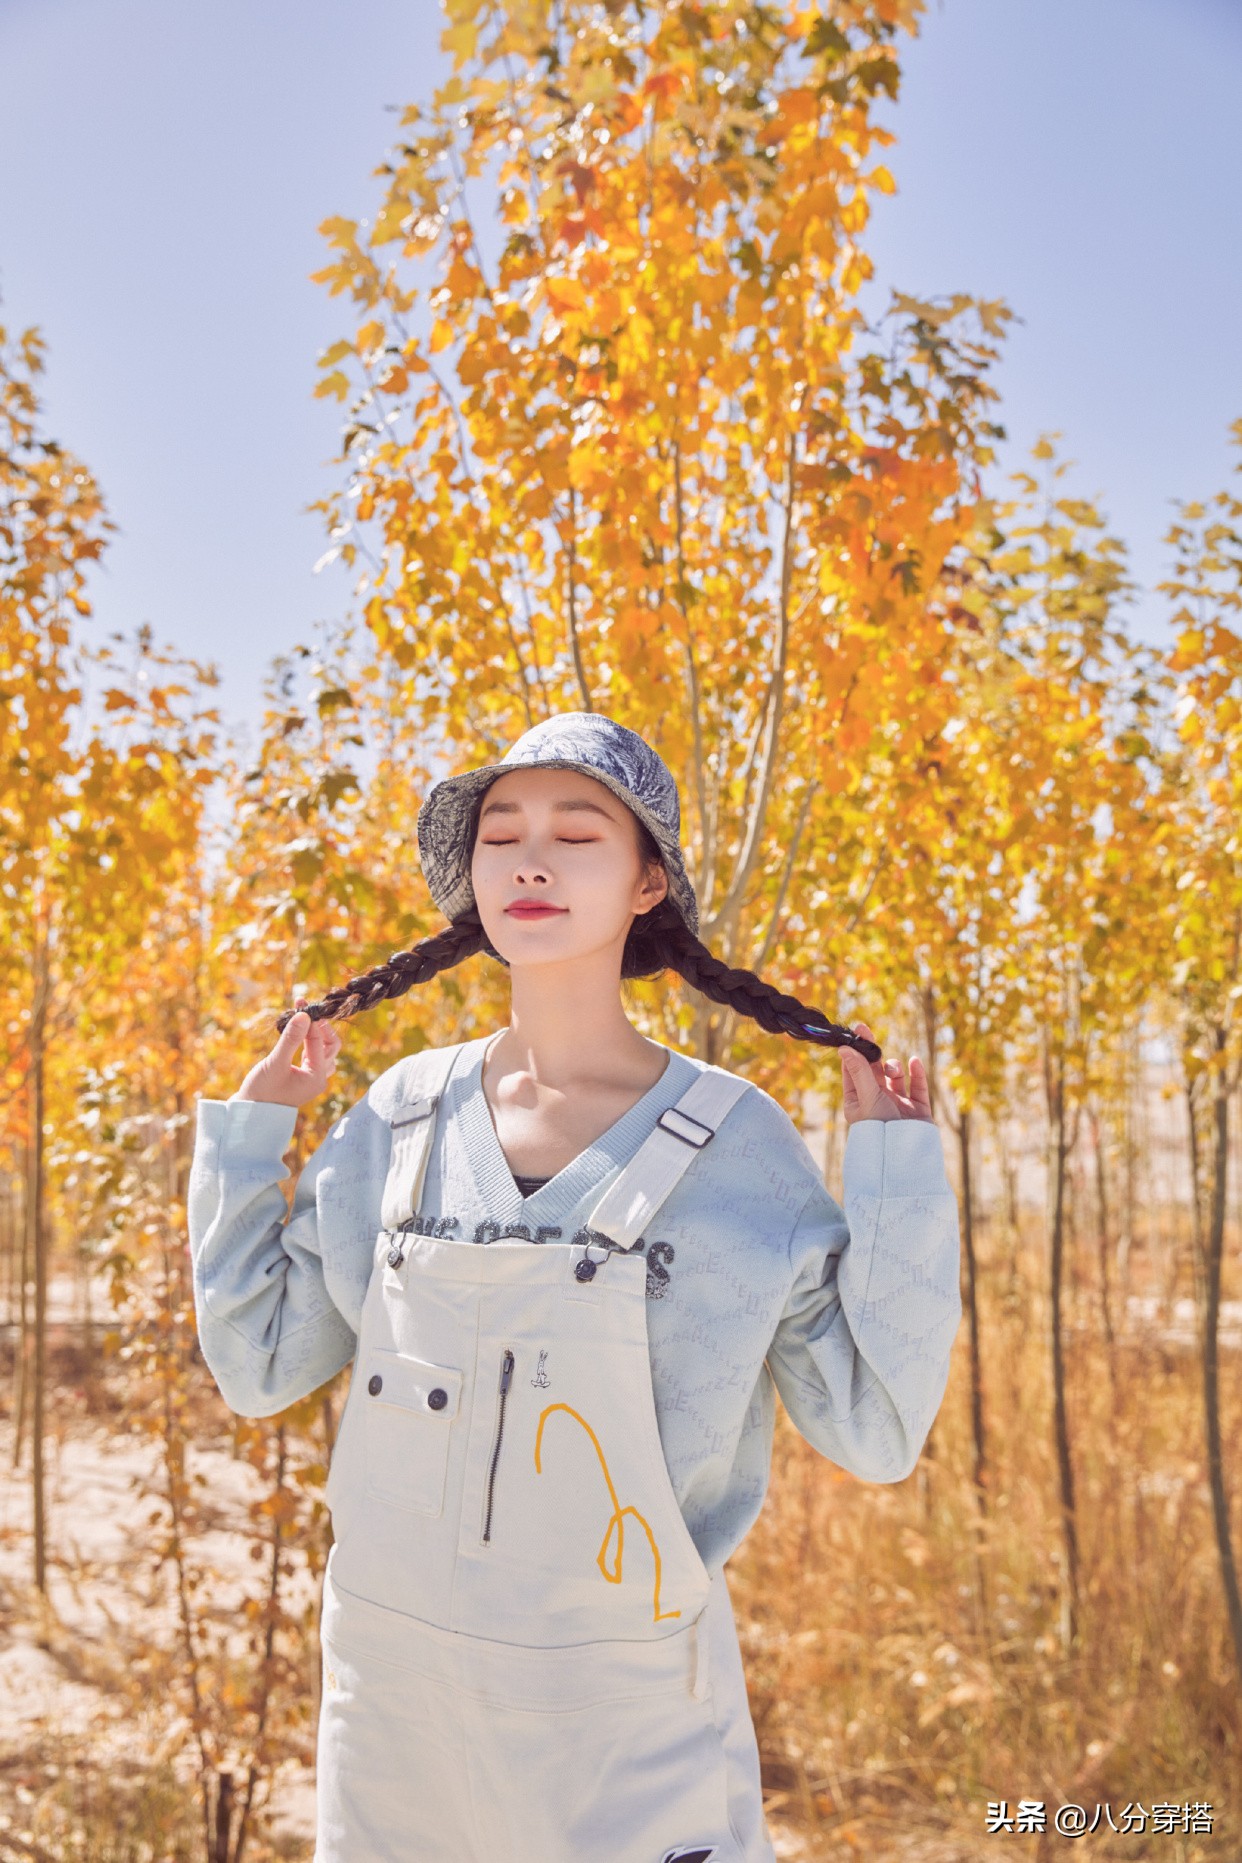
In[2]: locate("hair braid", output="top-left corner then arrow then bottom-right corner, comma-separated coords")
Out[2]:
623,897 -> 879,1058
270,812 -> 880,1063
272,915 -> 488,1035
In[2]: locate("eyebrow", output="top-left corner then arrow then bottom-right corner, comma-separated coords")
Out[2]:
478,796 -> 616,824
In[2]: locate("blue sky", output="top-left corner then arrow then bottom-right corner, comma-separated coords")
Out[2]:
1,0 -> 1239,756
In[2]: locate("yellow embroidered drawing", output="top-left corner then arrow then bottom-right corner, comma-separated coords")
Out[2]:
533,1402 -> 681,1622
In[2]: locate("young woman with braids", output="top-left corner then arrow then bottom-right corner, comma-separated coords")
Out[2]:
188,711 -> 961,1863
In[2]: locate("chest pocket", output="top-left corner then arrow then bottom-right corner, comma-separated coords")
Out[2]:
362,1347 -> 463,1517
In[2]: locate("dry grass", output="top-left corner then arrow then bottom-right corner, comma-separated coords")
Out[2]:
729,1218 -> 1239,1862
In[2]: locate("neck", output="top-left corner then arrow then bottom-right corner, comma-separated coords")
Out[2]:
492,959 -> 660,1088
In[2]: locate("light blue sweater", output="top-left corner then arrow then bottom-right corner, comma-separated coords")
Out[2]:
188,1033 -> 962,1577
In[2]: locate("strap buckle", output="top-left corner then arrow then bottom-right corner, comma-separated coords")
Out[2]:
382,1216 -> 419,1268
656,1106 -> 715,1149
389,1093 -> 440,1131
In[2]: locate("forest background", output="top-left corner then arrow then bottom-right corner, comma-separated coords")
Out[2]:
2,1 -> 1241,1860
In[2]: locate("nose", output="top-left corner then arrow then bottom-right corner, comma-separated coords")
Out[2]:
512,845 -> 552,881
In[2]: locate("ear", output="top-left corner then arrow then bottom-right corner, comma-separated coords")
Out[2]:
642,859 -> 670,907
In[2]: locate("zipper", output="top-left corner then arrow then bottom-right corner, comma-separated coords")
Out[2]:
481,1348 -> 515,1545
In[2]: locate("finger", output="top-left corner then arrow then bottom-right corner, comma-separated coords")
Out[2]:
280,1009 -> 310,1051
853,1022 -> 888,1078
307,1019 -> 333,1071
841,1047 -> 875,1111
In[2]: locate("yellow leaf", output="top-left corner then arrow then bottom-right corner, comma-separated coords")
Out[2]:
1169,629 -> 1204,671
373,198 -> 410,245
441,20 -> 477,68
545,277 -> 586,315
356,320 -> 386,358
867,164 -> 897,195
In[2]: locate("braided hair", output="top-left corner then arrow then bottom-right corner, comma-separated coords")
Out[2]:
272,799 -> 881,1063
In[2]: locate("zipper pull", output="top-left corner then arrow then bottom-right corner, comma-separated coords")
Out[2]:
499,1349 -> 514,1393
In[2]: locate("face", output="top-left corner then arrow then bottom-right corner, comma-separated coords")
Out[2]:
469,766 -> 669,969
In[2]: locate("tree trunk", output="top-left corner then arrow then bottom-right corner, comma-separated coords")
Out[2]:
1201,1024 -> 1242,1689
1046,1043 -> 1079,1650
1116,1022 -> 1137,1302
1185,1073 -> 1206,1316
957,1108 -> 988,1518
212,1771 -> 234,1863
1,1175 -> 14,1328
994,1112 -> 1022,1296
11,1139 -> 31,1470
30,935 -> 49,1596
1088,1100 -> 1119,1418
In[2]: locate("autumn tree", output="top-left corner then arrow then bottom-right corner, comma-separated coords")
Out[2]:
963,434 -> 1206,1661
0,321 -> 216,1594
306,0 -> 1014,1097
0,322 -> 114,1557
1154,420 -> 1242,1688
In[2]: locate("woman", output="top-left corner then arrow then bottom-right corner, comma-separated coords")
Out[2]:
188,710 -> 961,1862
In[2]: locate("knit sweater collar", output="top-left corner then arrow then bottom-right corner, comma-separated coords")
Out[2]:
453,1032 -> 697,1224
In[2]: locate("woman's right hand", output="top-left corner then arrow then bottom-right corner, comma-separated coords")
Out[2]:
233,998 -> 344,1107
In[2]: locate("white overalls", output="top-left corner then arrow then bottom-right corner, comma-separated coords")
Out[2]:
315,1042 -> 780,1863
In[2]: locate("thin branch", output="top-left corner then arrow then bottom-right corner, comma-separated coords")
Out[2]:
752,776 -> 819,975
714,427 -> 799,959
564,484 -> 593,710
671,438 -> 711,906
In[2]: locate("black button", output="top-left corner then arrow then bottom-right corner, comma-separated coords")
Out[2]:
367,1373 -> 383,1395
427,1387 -> 448,1410
574,1258 -> 597,1282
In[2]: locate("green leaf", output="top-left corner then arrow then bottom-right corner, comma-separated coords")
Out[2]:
806,18 -> 850,63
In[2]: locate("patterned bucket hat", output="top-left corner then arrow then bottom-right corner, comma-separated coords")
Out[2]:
416,711 -> 700,938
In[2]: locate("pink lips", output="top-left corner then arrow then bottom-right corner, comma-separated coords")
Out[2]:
505,903 -> 567,919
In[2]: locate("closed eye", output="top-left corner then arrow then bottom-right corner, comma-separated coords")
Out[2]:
481,838 -> 596,845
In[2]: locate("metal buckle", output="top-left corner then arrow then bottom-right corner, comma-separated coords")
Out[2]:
656,1105 -> 715,1149
382,1216 -> 418,1268
573,1234 -> 615,1282
389,1093 -> 440,1131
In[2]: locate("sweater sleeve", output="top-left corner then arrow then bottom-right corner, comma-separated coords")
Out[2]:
765,1118 -> 962,1482
187,1079 -> 395,1420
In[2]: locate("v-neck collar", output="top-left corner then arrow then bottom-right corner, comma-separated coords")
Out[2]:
455,1031 -> 695,1224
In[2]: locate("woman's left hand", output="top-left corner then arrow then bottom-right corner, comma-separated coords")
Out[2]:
840,1021 -> 934,1126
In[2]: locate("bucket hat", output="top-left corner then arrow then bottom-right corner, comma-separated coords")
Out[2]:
416,711 -> 699,938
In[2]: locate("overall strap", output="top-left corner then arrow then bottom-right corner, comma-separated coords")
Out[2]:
583,1067 -> 753,1251
380,1042 -> 467,1234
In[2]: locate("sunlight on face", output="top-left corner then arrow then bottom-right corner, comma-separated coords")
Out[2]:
469,767 -> 668,970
